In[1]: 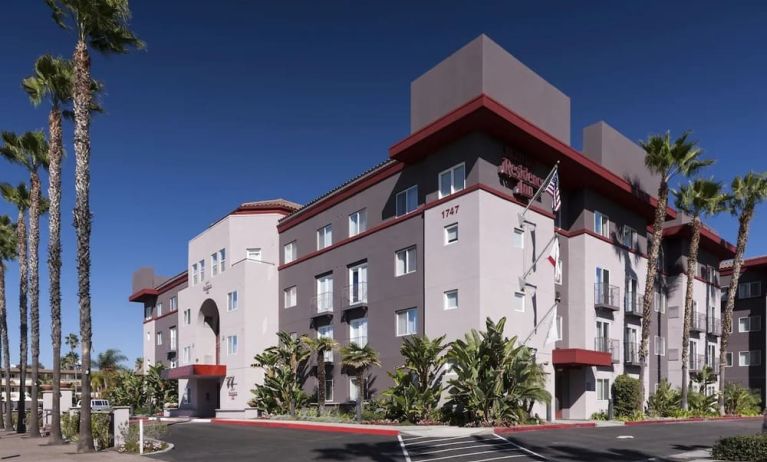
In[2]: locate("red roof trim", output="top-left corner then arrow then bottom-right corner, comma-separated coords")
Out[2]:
143,309 -> 179,325
663,224 -> 736,259
553,348 -> 613,367
163,364 -> 226,380
128,288 -> 159,303
721,255 -> 767,275
129,271 -> 187,303
557,228 -> 648,259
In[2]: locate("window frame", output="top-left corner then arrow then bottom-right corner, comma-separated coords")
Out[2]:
348,208 -> 367,237
512,227 -> 525,249
227,335 -> 238,356
395,246 -> 417,276
739,350 -> 762,367
156,331 -> 162,346
284,241 -> 297,264
395,185 -> 418,217
513,291 -> 526,312
444,223 -> 459,245
396,308 -> 418,337
246,248 -> 262,261
317,224 -> 333,250
443,289 -> 459,311
596,378 -> 610,401
438,162 -> 466,198
284,286 -> 297,308
594,211 -> 610,238
227,290 -> 239,312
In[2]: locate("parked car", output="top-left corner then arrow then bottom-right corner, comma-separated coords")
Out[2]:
76,399 -> 111,412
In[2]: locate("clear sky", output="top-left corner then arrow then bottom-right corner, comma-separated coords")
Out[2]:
1,1 -> 766,367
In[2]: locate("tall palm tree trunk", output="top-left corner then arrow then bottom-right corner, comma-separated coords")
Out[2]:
639,181 -> 669,403
719,207 -> 754,414
15,210 -> 28,434
317,352 -> 325,417
28,171 -> 41,438
356,371 -> 364,422
0,263 -> 10,429
73,38 -> 94,452
0,264 -> 5,430
680,218 -> 701,410
48,106 -> 64,443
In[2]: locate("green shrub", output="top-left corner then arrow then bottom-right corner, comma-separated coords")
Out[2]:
612,375 -> 642,418
590,410 -> 608,421
712,434 -> 767,461
724,383 -> 763,416
61,413 -> 78,440
648,379 -> 680,417
688,390 -> 718,417
118,421 -> 168,454
60,412 -> 112,450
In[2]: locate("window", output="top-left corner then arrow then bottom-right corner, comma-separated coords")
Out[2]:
318,325 -> 334,362
284,286 -> 297,308
512,228 -> 524,249
211,252 -> 219,276
348,264 -> 368,305
444,290 -> 459,310
395,186 -> 418,216
182,385 -> 191,404
198,260 -> 205,282
654,335 -> 666,356
349,317 -> 368,346
738,281 -> 762,299
739,316 -> 762,333
596,378 -> 610,400
725,352 -> 733,367
395,246 -> 416,276
594,212 -> 610,238
349,377 -> 361,402
169,327 -> 177,351
219,248 -> 226,272
169,358 -> 177,368
439,163 -> 466,198
284,241 -> 297,264
317,224 -> 333,250
156,331 -> 162,346
316,274 -> 333,313
146,331 -> 150,341
349,209 -> 367,237
654,292 -> 667,314
556,316 -> 563,341
513,292 -> 525,312
227,291 -> 239,312
156,303 -> 163,317
739,351 -> 761,366
621,226 -> 637,248
144,305 -> 152,320
444,223 -> 459,245
325,379 -> 334,402
226,335 -> 238,355
183,309 -> 191,325
396,308 -> 417,336
192,263 -> 199,285
169,296 -> 178,312
246,248 -> 262,261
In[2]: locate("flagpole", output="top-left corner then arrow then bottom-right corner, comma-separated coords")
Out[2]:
522,301 -> 558,346
519,233 -> 559,289
518,161 -> 559,226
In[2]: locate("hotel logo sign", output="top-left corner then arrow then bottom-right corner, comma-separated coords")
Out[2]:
497,150 -> 544,199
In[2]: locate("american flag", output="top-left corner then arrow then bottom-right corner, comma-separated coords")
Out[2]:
545,169 -> 561,212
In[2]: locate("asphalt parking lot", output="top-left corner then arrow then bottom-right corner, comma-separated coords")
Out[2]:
401,434 -> 543,461
503,418 -> 763,461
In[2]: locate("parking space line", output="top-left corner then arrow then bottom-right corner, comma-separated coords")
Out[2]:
402,436 -> 430,441
469,455 -> 528,462
492,434 -> 547,460
408,437 -> 500,449
405,436 -> 475,446
398,434 -> 413,462
412,442 -> 517,455
417,449 -> 525,461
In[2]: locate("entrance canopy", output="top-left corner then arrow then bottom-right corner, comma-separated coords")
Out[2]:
552,348 -> 612,367
162,365 -> 226,380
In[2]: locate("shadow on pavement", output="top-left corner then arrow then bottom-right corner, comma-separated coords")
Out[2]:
312,440 -> 405,462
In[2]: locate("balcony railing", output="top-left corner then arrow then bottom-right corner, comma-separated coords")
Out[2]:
624,292 -> 643,317
595,283 -> 621,311
690,354 -> 705,372
707,317 -> 722,336
624,342 -> 640,365
595,337 -> 621,363
690,313 -> 706,332
706,356 -> 720,373
312,291 -> 334,313
342,283 -> 368,308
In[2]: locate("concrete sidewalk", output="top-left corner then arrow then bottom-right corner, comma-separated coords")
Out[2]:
0,431 -> 145,461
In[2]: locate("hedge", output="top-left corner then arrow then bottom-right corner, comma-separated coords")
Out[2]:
711,434 -> 767,461
612,374 -> 641,418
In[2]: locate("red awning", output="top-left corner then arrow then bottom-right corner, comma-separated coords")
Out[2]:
162,364 -> 226,380
128,288 -> 159,303
553,348 -> 612,367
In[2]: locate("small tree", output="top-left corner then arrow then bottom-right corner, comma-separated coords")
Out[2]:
612,374 -> 642,418
250,332 -> 310,416
302,335 -> 337,416
647,379 -> 680,417
340,343 -> 380,422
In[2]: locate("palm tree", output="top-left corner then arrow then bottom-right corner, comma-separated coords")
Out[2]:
719,172 -> 767,414
96,348 -> 128,372
0,183 -> 31,433
65,333 -> 79,354
340,343 -> 380,422
45,0 -> 143,451
674,179 -> 729,409
1,131 -> 49,437
133,357 -> 144,373
0,216 -> 17,429
638,131 -> 711,403
302,336 -> 338,416
23,55 -> 76,443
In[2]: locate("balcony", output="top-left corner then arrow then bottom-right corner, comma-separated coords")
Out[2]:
624,292 -> 643,317
690,313 -> 706,332
312,291 -> 334,314
707,317 -> 722,336
624,342 -> 640,365
690,354 -> 705,372
706,356 -> 720,374
342,283 -> 368,309
594,283 -> 620,311
594,337 -> 621,363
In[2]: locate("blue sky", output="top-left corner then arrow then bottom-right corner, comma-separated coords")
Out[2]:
1,1 -> 766,367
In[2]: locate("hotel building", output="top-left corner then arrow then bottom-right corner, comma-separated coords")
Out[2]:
130,35 -> 734,419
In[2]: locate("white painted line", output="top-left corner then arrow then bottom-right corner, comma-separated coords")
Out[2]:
412,442 -> 517,455
468,455 -> 527,462
416,449 -> 525,462
402,436 -> 430,441
493,433 -> 547,460
616,435 -> 634,439
398,434 -> 412,462
406,436 -> 498,447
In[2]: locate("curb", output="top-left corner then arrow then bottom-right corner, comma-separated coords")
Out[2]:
624,415 -> 762,426
211,418 -> 401,436
494,422 -> 597,433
